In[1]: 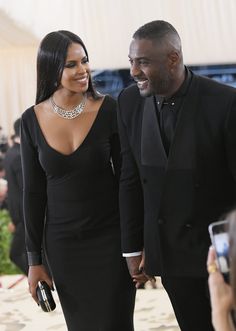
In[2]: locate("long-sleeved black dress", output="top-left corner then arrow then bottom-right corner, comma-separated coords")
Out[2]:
21,96 -> 135,331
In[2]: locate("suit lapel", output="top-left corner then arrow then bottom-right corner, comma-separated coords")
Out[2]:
168,75 -> 199,170
141,96 -> 167,167
141,75 -> 199,170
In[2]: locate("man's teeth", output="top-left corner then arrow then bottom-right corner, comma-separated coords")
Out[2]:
137,80 -> 147,88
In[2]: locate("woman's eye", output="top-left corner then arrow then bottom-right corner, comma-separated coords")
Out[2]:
82,58 -> 89,64
65,62 -> 76,68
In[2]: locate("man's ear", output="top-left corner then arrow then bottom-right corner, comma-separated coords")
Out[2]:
168,51 -> 179,68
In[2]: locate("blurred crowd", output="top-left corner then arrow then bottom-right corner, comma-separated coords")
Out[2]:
0,120 -> 28,275
0,125 -> 11,209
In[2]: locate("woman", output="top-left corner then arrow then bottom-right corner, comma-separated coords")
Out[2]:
207,211 -> 236,331
21,30 -> 135,331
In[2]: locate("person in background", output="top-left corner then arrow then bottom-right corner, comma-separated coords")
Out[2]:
20,30 -> 135,331
207,211 -> 236,331
0,157 -> 7,209
117,20 -> 236,331
3,118 -> 28,275
0,126 -> 9,157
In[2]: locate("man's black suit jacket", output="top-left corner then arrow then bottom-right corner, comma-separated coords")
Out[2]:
117,73 -> 236,277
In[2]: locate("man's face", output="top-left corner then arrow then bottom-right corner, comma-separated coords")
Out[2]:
128,38 -> 173,97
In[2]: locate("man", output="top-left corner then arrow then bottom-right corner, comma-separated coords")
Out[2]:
117,20 -> 236,331
4,118 -> 28,275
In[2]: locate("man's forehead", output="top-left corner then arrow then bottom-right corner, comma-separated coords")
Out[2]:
129,38 -> 161,58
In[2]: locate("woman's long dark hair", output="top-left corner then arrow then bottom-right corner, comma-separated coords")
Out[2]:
36,30 -> 100,104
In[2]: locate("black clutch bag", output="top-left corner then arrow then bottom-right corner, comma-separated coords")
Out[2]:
36,281 -> 56,312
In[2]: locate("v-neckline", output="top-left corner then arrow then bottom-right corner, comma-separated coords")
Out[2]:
32,96 -> 106,157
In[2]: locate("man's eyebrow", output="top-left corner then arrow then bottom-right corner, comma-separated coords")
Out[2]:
128,56 -> 150,60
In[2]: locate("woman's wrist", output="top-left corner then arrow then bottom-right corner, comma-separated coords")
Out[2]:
27,251 -> 42,265
212,310 -> 234,331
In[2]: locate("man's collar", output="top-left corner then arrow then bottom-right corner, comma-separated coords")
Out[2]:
155,67 -> 192,108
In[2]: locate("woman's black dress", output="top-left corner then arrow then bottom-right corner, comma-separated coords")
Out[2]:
21,96 -> 136,331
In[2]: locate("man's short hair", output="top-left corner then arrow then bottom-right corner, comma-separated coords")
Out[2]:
133,20 -> 180,41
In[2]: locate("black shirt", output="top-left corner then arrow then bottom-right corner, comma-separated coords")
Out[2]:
155,67 -> 192,154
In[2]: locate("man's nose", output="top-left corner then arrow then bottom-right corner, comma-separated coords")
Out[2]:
130,62 -> 140,78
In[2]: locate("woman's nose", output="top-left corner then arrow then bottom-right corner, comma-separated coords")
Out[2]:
77,63 -> 86,74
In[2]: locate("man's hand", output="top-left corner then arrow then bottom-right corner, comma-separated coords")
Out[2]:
126,255 -> 142,276
126,253 -> 156,288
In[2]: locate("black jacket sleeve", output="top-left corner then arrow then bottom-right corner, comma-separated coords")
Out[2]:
117,89 -> 144,253
20,111 -> 47,265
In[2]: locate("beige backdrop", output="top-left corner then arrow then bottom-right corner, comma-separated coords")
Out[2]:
0,0 -> 235,135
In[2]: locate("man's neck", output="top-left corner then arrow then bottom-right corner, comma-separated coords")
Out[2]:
163,68 -> 186,99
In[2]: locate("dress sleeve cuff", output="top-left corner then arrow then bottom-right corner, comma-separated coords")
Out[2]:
122,251 -> 142,257
27,252 -> 42,266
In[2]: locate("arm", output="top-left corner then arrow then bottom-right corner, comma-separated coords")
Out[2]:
110,99 -> 146,285
21,114 -> 52,301
207,247 -> 235,331
117,93 -> 145,284
117,94 -> 144,254
109,100 -> 144,286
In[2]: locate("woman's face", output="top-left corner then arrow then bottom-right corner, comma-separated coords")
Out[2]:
60,42 -> 90,94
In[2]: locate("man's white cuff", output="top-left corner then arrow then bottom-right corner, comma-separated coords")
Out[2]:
122,251 -> 142,257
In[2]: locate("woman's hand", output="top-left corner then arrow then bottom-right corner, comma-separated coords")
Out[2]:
28,265 -> 53,303
207,246 -> 235,331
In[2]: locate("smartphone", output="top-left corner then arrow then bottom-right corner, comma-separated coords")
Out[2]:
208,220 -> 230,282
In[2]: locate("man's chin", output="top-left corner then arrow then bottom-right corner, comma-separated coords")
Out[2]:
138,88 -> 152,97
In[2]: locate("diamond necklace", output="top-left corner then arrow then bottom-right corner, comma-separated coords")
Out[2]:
50,94 -> 87,119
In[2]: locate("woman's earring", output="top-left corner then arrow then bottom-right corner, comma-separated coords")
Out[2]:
54,81 -> 58,87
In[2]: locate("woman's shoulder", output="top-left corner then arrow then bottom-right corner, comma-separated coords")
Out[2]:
103,94 -> 116,104
22,100 -> 48,123
21,105 -> 35,123
94,93 -> 115,110
99,95 -> 118,123
102,94 -> 117,113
